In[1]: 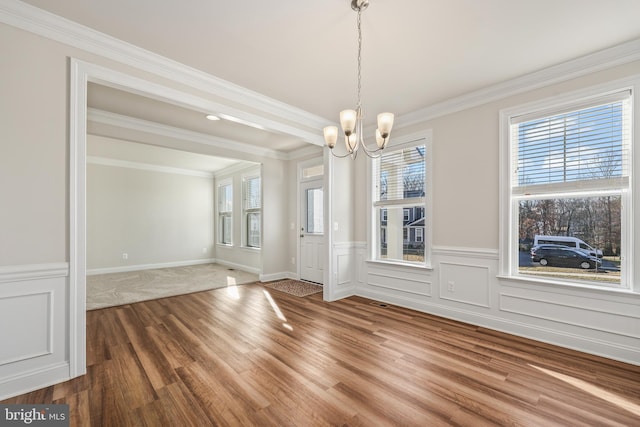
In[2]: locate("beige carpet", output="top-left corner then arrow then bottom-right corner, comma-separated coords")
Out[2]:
263,279 -> 323,297
87,263 -> 259,310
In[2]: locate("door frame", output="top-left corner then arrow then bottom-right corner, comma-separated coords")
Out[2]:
296,158 -> 325,285
299,178 -> 325,283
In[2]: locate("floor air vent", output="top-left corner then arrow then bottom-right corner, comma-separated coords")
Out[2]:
369,301 -> 389,308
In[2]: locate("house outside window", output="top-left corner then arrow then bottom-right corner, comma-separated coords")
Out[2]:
217,181 -> 233,245
243,174 -> 261,248
372,136 -> 430,266
501,87 -> 632,288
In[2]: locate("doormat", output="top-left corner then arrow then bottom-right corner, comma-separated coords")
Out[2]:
263,279 -> 323,297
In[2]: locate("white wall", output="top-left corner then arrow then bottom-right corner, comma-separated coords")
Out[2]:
86,142 -> 215,273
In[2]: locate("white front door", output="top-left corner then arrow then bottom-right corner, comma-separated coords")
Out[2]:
300,180 -> 324,284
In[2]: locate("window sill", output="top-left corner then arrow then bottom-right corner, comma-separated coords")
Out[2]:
366,259 -> 433,271
241,246 -> 261,252
216,243 -> 233,248
497,273 -> 638,297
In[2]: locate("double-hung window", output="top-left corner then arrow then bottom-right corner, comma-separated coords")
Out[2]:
372,138 -> 429,265
218,181 -> 233,245
504,88 -> 632,288
243,174 -> 261,248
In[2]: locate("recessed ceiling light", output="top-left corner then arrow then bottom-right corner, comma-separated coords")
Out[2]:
205,114 -> 220,121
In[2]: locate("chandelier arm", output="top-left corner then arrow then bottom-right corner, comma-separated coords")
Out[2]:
359,141 -> 384,158
329,149 -> 356,159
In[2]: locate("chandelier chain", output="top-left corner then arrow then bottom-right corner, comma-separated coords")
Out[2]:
356,8 -> 362,111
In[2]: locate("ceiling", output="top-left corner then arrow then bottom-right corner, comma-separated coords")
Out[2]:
18,0 -> 640,170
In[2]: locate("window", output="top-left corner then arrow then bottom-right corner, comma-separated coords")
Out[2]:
218,181 -> 232,245
302,164 -> 324,179
243,175 -> 261,248
504,89 -> 632,288
373,140 -> 428,265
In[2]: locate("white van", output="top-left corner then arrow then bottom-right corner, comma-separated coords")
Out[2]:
533,235 -> 603,258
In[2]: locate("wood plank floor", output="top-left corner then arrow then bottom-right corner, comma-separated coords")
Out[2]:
3,283 -> 640,426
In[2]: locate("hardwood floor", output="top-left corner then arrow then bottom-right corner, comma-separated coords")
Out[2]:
3,283 -> 639,426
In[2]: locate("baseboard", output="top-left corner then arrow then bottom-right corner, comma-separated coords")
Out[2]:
0,362 -> 70,401
213,260 -> 260,275
86,258 -> 216,275
259,272 -> 296,282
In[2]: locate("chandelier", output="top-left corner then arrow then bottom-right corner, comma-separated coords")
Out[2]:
324,0 -> 394,159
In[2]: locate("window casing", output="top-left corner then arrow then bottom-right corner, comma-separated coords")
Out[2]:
503,88 -> 632,289
217,181 -> 233,245
372,138 -> 429,266
243,174 -> 261,248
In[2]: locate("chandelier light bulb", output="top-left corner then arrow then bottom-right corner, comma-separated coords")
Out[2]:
377,113 -> 394,138
340,110 -> 357,136
346,133 -> 358,153
324,126 -> 338,148
375,129 -> 387,149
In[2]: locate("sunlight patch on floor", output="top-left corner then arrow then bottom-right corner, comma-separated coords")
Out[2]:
263,289 -> 293,331
226,276 -> 239,299
530,364 -> 640,417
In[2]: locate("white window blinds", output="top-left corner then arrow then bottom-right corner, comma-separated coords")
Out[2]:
511,92 -> 631,195
219,184 -> 232,212
374,144 -> 426,206
245,176 -> 261,210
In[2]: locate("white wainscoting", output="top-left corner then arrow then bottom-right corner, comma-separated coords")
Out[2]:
0,263 -> 70,400
439,262 -> 490,308
354,246 -> 640,365
326,242 -> 359,301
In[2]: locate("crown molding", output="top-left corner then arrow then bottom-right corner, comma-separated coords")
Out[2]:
0,0 -> 327,141
397,38 -> 640,129
286,144 -> 324,161
213,162 -> 260,179
88,108 -> 289,160
3,0 -> 639,141
87,156 -> 215,178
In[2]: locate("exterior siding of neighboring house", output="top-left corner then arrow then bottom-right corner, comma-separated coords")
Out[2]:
380,206 -> 425,249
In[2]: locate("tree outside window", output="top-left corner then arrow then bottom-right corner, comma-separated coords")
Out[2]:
508,91 -> 631,287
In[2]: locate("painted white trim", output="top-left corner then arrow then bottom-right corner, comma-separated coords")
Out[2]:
0,263 -> 69,283
287,144 -> 324,161
397,38 -> 640,129
432,246 -> 499,260
259,272 -> 295,282
68,57 -> 86,379
0,0 -> 328,142
0,362 -> 70,402
87,156 -> 214,178
88,108 -> 287,161
213,162 -> 260,180
212,259 -> 261,276
3,1 -> 639,149
87,258 -> 217,276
